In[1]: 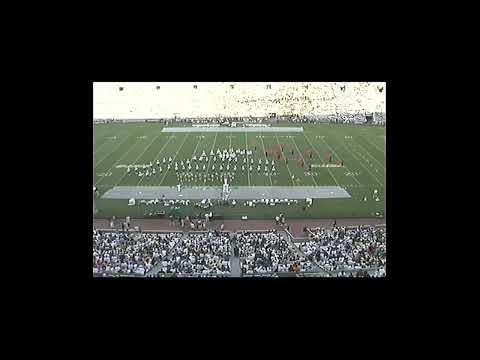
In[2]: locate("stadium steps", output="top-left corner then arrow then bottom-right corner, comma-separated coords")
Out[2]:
145,233 -> 186,276
282,229 -> 332,277
230,243 -> 242,277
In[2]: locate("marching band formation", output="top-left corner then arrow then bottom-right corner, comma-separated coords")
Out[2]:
126,147 -> 279,185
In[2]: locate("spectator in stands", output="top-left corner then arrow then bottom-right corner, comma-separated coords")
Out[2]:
237,231 -> 313,274
300,225 -> 386,276
93,231 -> 181,276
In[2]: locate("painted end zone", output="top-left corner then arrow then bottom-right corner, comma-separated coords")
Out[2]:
102,186 -> 351,200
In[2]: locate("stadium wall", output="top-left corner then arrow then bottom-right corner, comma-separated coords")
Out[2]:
93,112 -> 386,125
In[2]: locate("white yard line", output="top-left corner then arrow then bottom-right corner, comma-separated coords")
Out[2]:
290,136 -> 318,186
340,140 -> 383,186
96,138 -> 145,185
302,134 -> 340,186
351,138 -> 386,171
158,134 -> 190,186
94,130 -> 128,155
112,132 -> 162,187
94,138 -> 114,155
320,137 -> 362,185
95,134 -> 135,169
245,132 -> 251,186
361,133 -> 386,155
186,135 -> 203,185
274,134 -> 295,185
136,135 -> 174,186
259,136 -> 273,186
205,132 -> 218,178
191,136 -> 202,157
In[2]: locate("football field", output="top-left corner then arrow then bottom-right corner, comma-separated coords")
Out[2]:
94,123 -> 386,219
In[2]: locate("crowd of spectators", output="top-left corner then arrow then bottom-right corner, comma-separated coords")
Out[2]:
237,231 -> 314,274
157,231 -> 231,276
93,225 -> 386,277
93,230 -> 181,276
301,226 -> 386,274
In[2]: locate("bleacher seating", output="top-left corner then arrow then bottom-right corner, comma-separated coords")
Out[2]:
94,82 -> 386,121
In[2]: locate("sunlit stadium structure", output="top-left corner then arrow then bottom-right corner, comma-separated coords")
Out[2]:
93,82 -> 386,278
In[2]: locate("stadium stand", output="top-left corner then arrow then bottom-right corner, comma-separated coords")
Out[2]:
93,226 -> 385,277
237,230 -> 315,274
94,82 -> 385,121
93,82 -> 387,278
92,230 -> 181,276
156,231 -> 231,276
301,225 -> 386,273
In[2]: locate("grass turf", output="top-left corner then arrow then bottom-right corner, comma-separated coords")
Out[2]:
93,123 -> 386,220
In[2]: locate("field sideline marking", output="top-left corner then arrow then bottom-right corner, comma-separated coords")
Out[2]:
158,134 -> 190,186
96,136 -> 146,185
339,139 -> 383,186
351,138 -> 386,171
274,134 -> 295,185
259,136 -> 273,186
136,135 -> 174,186
291,136 -> 318,186
95,132 -> 137,169
114,132 -> 163,187
320,136 -> 362,185
302,134 -> 340,187
245,132 -> 251,186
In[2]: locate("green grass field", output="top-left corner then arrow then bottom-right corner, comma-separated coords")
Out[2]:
93,123 -> 386,220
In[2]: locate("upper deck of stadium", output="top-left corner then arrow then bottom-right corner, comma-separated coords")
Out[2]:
93,82 -> 386,120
